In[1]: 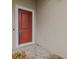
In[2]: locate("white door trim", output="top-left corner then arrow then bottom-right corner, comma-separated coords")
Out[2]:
15,5 -> 35,48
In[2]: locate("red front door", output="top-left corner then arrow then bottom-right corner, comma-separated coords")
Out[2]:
18,9 -> 32,44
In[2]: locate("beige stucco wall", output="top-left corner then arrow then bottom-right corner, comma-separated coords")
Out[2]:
12,0 -> 36,49
36,0 -> 67,59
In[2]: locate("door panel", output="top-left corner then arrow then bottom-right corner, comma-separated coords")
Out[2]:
18,9 -> 32,44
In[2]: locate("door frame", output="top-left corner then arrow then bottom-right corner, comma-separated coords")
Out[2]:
15,5 -> 35,48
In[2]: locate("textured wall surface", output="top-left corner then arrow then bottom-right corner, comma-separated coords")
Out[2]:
36,0 -> 67,59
